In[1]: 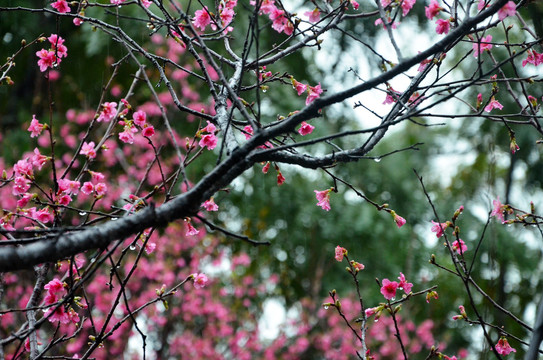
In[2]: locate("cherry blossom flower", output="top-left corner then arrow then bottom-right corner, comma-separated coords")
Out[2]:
202,120 -> 216,134
133,110 -> 147,126
484,96 -> 503,112
383,87 -> 401,104
473,35 -> 492,57
12,176 -> 31,196
44,306 -> 70,324
435,18 -> 450,34
452,239 -> 467,254
36,49 -> 56,72
392,211 -> 406,228
110,0 -> 126,5
119,129 -> 135,144
44,278 -> 65,293
141,0 -> 152,8
193,273 -> 209,289
34,207 -> 54,223
496,337 -> 516,355
97,102 -> 117,122
304,8 -> 321,23
186,221 -> 199,236
291,78 -> 308,96
431,220 -> 448,237
425,0 -> 442,19
199,134 -> 218,150
80,141 -> 97,159
380,278 -> 399,300
28,115 -> 45,137
14,159 -> 33,177
51,0 -> 70,13
306,83 -> 323,105
202,198 -> 219,211
81,181 -> 94,195
335,246 -> 347,262
314,188 -> 332,211
351,260 -> 365,271
522,49 -> 543,67
498,1 -> 516,20
398,272 -> 413,293
73,17 -> 84,26
490,197 -> 506,222
48,34 -> 68,58
401,0 -> 416,16
142,125 -> 155,137
193,7 -> 213,31
478,0 -> 489,10
94,183 -> 107,196
17,193 -> 33,208
277,172 -> 285,185
31,148 -> 48,170
350,0 -> 360,9
298,121 -> 315,136
262,162 -> 270,173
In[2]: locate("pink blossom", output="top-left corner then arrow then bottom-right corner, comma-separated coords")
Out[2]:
522,49 -> 543,67
47,35 -> 68,58
119,130 -> 135,144
350,0 -> 360,9
398,272 -> 413,293
435,18 -> 450,34
12,176 -> 31,196
81,181 -> 94,195
141,0 -> 152,8
193,7 -> 212,31
14,159 -> 33,177
44,306 -> 70,324
186,221 -> 199,236
380,278 -> 399,300
80,141 -> 97,159
142,125 -> 155,137
203,120 -> 216,134
418,58 -> 432,72
304,8 -> 321,23
94,183 -> 107,196
392,212 -> 406,228
473,35 -> 492,57
44,278 -> 64,294
243,125 -> 254,140
220,7 -> 235,26
425,0 -> 442,19
478,0 -> 489,10
31,148 -> 48,170
452,305 -> 467,320
335,246 -> 347,262
34,207 -> 54,223
277,172 -> 285,185
298,121 -> 315,136
383,87 -> 401,104
51,0 -> 70,13
314,188 -> 332,211
365,306 -> 380,318
262,162 -> 270,173
193,273 -> 209,289
496,337 -> 516,355
202,198 -> 219,211
199,134 -> 218,150
28,115 -> 45,137
36,49 -> 56,72
57,194 -> 72,206
73,17 -> 84,26
291,78 -> 308,96
401,0 -> 416,16
490,196 -> 505,222
431,220 -> 449,238
498,1 -> 516,20
452,239 -> 467,254
17,193 -> 33,208
351,261 -> 365,271
426,290 -> 439,303
97,102 -> 117,122
484,96 -> 503,112
58,179 -> 80,195
133,110 -> 147,126
510,136 -> 519,154
306,83 -> 323,105
110,0 -> 126,4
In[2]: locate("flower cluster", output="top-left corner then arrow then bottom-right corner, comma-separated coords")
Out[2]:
36,34 -> 68,72
43,278 -> 80,324
119,108 -> 155,144
380,272 -> 413,300
198,121 -> 218,150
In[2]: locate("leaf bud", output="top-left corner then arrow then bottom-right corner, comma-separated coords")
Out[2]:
394,304 -> 402,313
